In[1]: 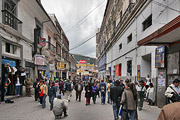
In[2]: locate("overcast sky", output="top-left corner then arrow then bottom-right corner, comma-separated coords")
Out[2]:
41,0 -> 107,58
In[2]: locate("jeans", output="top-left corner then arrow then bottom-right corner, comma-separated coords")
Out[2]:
42,94 -> 47,108
16,86 -> 21,96
101,92 -> 106,104
112,102 -> 120,119
4,88 -> 7,96
138,98 -> 144,110
92,93 -> 97,104
129,110 -> 136,120
49,95 -> 55,110
5,73 -> 8,84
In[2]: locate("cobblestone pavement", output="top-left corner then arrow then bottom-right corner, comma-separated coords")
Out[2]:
0,90 -> 161,120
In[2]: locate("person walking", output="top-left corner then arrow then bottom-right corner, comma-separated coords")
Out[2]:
165,79 -> 180,103
96,80 -> 100,98
59,80 -> 64,95
99,79 -> 106,105
54,80 -> 59,93
121,83 -> 138,120
75,80 -> 83,102
85,82 -> 92,106
136,80 -> 146,111
39,81 -> 48,108
107,80 -> 113,104
48,82 -> 56,110
64,80 -> 72,102
15,75 -> 21,97
25,78 -> 31,97
92,82 -> 98,104
110,80 -> 123,120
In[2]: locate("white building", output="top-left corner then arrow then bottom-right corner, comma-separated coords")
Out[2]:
97,0 -> 180,107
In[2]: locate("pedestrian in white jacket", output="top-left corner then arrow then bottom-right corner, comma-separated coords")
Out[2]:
165,79 -> 180,103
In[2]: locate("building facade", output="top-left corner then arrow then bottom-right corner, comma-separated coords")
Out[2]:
0,0 -> 70,98
97,0 -> 180,107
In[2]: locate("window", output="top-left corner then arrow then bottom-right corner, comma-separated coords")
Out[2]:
127,60 -> 132,76
127,33 -> 132,43
142,15 -> 152,31
113,20 -> 116,34
119,43 -> 122,50
48,36 -> 51,49
5,43 -> 17,54
2,0 -> 18,30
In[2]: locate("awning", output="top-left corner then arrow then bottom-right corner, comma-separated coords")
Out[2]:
138,15 -> 180,46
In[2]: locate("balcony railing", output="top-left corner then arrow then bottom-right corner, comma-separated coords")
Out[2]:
2,9 -> 22,31
116,3 -> 135,33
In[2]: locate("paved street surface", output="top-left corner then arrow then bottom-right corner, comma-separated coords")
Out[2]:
0,91 -> 161,120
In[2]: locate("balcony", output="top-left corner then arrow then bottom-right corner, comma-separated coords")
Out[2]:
116,3 -> 135,32
2,9 -> 22,31
48,43 -> 56,53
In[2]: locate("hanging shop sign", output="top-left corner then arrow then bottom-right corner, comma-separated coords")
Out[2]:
35,55 -> 45,65
49,63 -> 56,71
39,38 -> 46,46
137,65 -> 141,81
2,59 -> 16,66
56,62 -> 65,70
155,46 -> 165,68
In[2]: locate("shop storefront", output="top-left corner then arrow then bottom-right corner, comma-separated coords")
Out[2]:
98,55 -> 106,80
138,15 -> 180,107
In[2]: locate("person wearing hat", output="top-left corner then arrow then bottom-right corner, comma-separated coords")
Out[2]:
99,79 -> 107,105
136,80 -> 146,111
165,79 -> 180,103
53,94 -> 68,119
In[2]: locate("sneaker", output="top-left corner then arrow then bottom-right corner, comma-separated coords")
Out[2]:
64,114 -> 68,117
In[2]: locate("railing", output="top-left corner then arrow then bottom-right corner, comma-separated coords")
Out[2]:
2,9 -> 22,31
49,43 -> 56,53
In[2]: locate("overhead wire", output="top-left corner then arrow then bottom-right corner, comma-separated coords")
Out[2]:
65,0 -> 106,34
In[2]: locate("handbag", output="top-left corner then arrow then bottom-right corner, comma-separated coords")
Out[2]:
40,86 -> 44,97
121,92 -> 129,119
169,86 -> 180,102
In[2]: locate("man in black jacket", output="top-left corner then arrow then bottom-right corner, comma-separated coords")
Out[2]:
110,80 -> 123,120
75,81 -> 83,102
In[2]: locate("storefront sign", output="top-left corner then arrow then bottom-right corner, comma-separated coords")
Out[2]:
137,65 -> 141,81
56,62 -> 65,69
79,60 -> 86,64
49,63 -> 56,71
35,55 -> 45,65
2,59 -> 16,66
76,64 -> 94,67
155,46 -> 165,68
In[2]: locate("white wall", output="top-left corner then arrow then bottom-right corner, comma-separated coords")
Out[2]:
105,0 -> 180,79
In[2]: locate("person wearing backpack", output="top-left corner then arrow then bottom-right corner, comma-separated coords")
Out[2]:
136,80 -> 146,111
99,79 -> 107,105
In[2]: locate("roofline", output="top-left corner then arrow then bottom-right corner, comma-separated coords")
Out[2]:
36,0 -> 59,34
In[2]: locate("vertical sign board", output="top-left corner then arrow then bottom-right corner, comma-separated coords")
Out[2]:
155,46 -> 165,68
115,64 -> 121,76
137,65 -> 141,81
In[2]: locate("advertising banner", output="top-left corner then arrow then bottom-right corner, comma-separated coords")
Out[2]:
137,65 -> 141,81
79,60 -> 86,64
155,46 -> 165,68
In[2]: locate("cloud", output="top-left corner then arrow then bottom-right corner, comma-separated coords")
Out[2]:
41,0 -> 107,58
